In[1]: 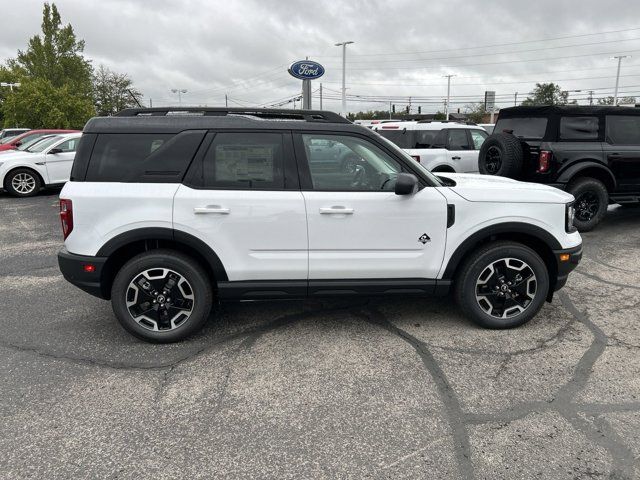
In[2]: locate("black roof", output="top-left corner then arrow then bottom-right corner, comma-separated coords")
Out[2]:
499,105 -> 640,117
84,107 -> 362,134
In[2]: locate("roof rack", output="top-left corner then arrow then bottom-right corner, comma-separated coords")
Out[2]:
115,107 -> 350,124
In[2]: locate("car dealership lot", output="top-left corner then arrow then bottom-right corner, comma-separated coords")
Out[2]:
1,191 -> 639,479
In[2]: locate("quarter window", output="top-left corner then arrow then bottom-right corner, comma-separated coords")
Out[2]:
203,132 -> 285,189
470,129 -> 488,149
560,116 -> 599,140
302,134 -> 403,191
606,116 -> 640,145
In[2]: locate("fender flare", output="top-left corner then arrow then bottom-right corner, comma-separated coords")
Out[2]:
96,227 -> 228,281
556,160 -> 616,189
441,222 -> 562,279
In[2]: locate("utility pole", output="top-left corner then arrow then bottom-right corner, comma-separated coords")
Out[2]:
588,90 -> 594,106
389,101 -> 392,119
514,92 -> 518,106
225,94 -> 228,107
443,74 -> 455,120
171,88 -> 187,106
319,83 -> 323,110
335,41 -> 354,117
612,55 -> 631,105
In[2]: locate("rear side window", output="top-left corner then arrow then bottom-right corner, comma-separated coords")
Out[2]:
376,129 -> 440,149
203,132 -> 285,189
606,116 -> 640,145
494,117 -> 548,139
85,131 -> 205,182
559,116 -> 599,140
447,129 -> 471,150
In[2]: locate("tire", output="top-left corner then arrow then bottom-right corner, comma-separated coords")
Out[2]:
567,177 -> 608,232
4,168 -> 42,197
455,241 -> 549,329
111,249 -> 213,343
478,133 -> 524,179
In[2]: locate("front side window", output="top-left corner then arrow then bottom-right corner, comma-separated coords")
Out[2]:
447,129 -> 471,150
27,135 -> 63,153
302,134 -> 403,191
470,129 -> 488,149
55,138 -> 79,152
203,132 -> 285,189
606,115 -> 640,145
560,116 -> 599,140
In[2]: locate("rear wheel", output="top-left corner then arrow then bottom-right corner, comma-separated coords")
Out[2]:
567,177 -> 608,232
4,168 -> 42,197
111,250 -> 213,343
455,241 -> 549,329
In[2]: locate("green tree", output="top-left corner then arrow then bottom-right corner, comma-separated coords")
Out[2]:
464,102 -> 486,123
521,83 -> 569,106
93,65 -> 143,116
597,95 -> 636,106
2,2 -> 94,127
433,111 -> 446,120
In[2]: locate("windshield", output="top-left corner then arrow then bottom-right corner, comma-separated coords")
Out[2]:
0,136 -> 15,144
26,135 -> 63,153
376,128 -> 440,149
494,117 -> 548,139
17,134 -> 51,151
375,134 -> 443,186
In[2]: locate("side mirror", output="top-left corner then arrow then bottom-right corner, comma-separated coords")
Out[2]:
14,141 -> 22,147
48,148 -> 63,154
394,173 -> 419,195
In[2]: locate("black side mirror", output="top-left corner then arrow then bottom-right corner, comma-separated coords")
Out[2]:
48,148 -> 63,154
395,173 -> 419,195
14,141 -> 22,147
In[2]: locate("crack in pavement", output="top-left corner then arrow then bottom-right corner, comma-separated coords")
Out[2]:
574,269 -> 640,291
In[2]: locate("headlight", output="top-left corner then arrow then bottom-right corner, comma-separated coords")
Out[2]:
566,202 -> 576,233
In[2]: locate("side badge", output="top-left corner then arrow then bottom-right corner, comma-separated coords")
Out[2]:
418,233 -> 431,244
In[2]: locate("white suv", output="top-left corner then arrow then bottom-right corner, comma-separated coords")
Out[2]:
372,121 -> 488,173
58,108 -> 582,343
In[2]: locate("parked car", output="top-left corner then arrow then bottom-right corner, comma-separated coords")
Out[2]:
478,105 -> 640,231
0,132 -> 82,197
0,129 -> 79,152
0,128 -> 30,141
478,123 -> 495,134
57,107 -> 581,343
372,121 -> 489,173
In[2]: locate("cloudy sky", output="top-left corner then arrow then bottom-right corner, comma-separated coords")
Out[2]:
2,0 -> 640,114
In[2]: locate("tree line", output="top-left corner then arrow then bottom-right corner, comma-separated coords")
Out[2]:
0,3 -> 143,129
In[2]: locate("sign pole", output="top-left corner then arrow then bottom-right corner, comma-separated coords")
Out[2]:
302,79 -> 311,109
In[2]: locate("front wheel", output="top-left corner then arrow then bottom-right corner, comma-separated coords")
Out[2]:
455,241 -> 549,329
4,168 -> 42,197
111,250 -> 213,343
567,177 -> 608,232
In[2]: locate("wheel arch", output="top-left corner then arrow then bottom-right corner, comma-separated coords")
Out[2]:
97,227 -> 227,300
430,164 -> 456,173
2,164 -> 46,189
442,222 -> 561,297
557,161 -> 616,191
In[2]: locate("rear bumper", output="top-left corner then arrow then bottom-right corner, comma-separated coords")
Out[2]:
58,248 -> 109,299
552,243 -> 582,292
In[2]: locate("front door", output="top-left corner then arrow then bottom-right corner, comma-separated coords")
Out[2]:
173,131 -> 308,281
296,132 -> 448,280
45,137 -> 79,183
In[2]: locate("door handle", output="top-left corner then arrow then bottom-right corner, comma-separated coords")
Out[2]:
319,206 -> 354,214
194,206 -> 230,214
608,153 -> 623,158
451,156 -> 461,160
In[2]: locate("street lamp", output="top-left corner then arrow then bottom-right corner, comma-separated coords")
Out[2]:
335,41 -> 354,117
611,55 -> 631,105
171,88 -> 187,106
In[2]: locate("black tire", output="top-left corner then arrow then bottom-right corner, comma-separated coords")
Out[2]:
111,249 -> 213,343
567,177 -> 608,232
478,133 -> 524,179
455,241 -> 549,329
4,168 -> 42,197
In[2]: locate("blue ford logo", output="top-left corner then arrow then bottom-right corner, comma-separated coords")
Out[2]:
288,60 -> 325,80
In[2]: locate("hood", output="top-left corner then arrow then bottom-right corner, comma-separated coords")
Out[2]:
437,173 -> 574,204
0,150 -> 37,162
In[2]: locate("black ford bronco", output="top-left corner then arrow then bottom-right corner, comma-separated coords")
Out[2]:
478,105 -> 640,231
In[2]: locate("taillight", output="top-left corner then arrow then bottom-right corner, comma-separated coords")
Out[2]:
537,150 -> 551,173
60,199 -> 73,240
411,155 -> 421,163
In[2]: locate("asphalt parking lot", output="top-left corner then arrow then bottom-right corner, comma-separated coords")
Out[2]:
0,190 -> 639,479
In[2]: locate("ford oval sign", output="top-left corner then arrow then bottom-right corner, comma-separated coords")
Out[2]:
288,61 -> 325,80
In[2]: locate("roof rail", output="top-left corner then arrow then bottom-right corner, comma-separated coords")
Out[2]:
115,107 -> 351,124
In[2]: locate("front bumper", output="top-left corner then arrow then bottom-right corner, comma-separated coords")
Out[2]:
58,248 -> 109,299
552,243 -> 582,292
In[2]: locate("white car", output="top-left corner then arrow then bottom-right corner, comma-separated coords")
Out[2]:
58,107 -> 582,343
0,132 -> 82,197
372,121 -> 489,173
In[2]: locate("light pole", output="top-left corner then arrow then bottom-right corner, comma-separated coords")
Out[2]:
335,41 -> 354,117
612,55 -> 631,105
171,88 -> 187,106
1,82 -> 22,127
443,74 -> 455,120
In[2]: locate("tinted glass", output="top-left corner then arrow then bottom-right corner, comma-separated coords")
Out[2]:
27,135 -> 63,152
203,132 -> 285,189
55,138 -> 79,152
560,116 -> 599,140
447,129 -> 471,150
86,131 -> 205,182
302,133 -> 402,191
494,117 -> 548,139
470,129 -> 488,149
606,115 -> 640,145
376,129 -> 440,149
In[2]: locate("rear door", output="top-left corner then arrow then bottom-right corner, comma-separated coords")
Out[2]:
45,137 -> 79,183
603,115 -> 640,193
446,129 -> 478,173
173,131 -> 308,282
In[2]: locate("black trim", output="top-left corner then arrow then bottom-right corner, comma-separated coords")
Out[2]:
553,244 -> 582,292
442,222 -> 563,279
555,160 -> 616,189
58,248 -> 109,299
447,204 -> 455,228
218,280 -> 307,299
